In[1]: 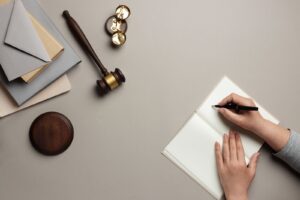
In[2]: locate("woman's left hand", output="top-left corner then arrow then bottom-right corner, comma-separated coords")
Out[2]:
215,130 -> 260,200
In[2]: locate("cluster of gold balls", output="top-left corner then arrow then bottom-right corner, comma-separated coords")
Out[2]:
105,5 -> 131,46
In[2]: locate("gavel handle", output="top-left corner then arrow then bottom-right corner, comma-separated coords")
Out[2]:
63,10 -> 109,76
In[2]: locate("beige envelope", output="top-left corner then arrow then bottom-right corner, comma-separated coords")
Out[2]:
21,14 -> 64,83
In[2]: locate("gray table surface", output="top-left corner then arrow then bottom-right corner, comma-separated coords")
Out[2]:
0,0 -> 300,199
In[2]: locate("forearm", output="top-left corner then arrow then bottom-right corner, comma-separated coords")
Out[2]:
253,120 -> 300,173
226,194 -> 248,200
253,119 -> 290,152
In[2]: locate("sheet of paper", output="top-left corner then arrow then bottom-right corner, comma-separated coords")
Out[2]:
196,76 -> 279,157
0,75 -> 70,118
163,113 -> 223,199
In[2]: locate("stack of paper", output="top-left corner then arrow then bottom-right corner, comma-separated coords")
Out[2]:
0,0 -> 81,117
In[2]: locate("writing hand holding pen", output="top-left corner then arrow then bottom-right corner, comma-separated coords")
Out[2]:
214,93 -> 291,200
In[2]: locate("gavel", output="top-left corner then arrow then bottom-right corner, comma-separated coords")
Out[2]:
62,10 -> 125,96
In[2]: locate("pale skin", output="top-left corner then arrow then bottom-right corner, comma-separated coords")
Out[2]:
215,93 -> 291,200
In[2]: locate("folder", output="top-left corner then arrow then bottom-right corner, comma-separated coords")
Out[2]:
0,75 -> 71,118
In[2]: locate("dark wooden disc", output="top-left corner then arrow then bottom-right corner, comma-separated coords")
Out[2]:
29,112 -> 74,156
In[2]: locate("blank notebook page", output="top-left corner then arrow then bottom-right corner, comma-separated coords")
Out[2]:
163,113 -> 223,199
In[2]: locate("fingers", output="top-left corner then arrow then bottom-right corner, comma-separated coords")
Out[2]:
218,93 -> 255,106
248,152 -> 260,175
222,131 -> 246,164
222,134 -> 230,163
229,130 -> 237,161
215,142 -> 224,171
217,93 -> 256,128
235,132 -> 245,163
219,108 -> 242,125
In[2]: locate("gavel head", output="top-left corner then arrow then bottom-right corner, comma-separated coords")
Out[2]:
97,68 -> 126,96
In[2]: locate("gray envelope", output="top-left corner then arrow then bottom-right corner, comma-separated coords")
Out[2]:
0,0 -> 51,81
0,0 -> 81,106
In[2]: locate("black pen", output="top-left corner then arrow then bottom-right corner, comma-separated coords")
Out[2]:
212,102 -> 258,112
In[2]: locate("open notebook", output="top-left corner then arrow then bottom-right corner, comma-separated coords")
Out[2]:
162,76 -> 279,199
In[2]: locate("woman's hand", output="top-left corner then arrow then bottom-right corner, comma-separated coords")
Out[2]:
218,93 -> 291,152
217,93 -> 265,134
215,130 -> 260,200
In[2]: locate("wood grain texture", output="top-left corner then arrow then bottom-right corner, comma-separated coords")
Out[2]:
29,112 -> 74,155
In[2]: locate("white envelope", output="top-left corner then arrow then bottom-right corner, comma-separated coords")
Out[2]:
0,0 -> 51,81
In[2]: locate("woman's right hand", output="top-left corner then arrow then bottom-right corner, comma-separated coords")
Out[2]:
217,93 -> 290,152
217,93 -> 266,134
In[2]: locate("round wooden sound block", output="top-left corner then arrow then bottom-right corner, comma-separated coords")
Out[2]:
29,112 -> 74,156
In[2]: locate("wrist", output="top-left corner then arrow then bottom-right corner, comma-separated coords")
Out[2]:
251,118 -> 270,137
252,119 -> 290,151
226,192 -> 248,200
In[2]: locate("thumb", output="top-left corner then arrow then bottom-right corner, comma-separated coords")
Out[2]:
219,108 -> 242,125
248,152 -> 260,176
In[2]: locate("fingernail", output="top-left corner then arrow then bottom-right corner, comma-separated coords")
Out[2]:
215,142 -> 219,148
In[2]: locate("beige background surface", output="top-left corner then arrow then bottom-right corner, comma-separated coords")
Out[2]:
0,0 -> 300,199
